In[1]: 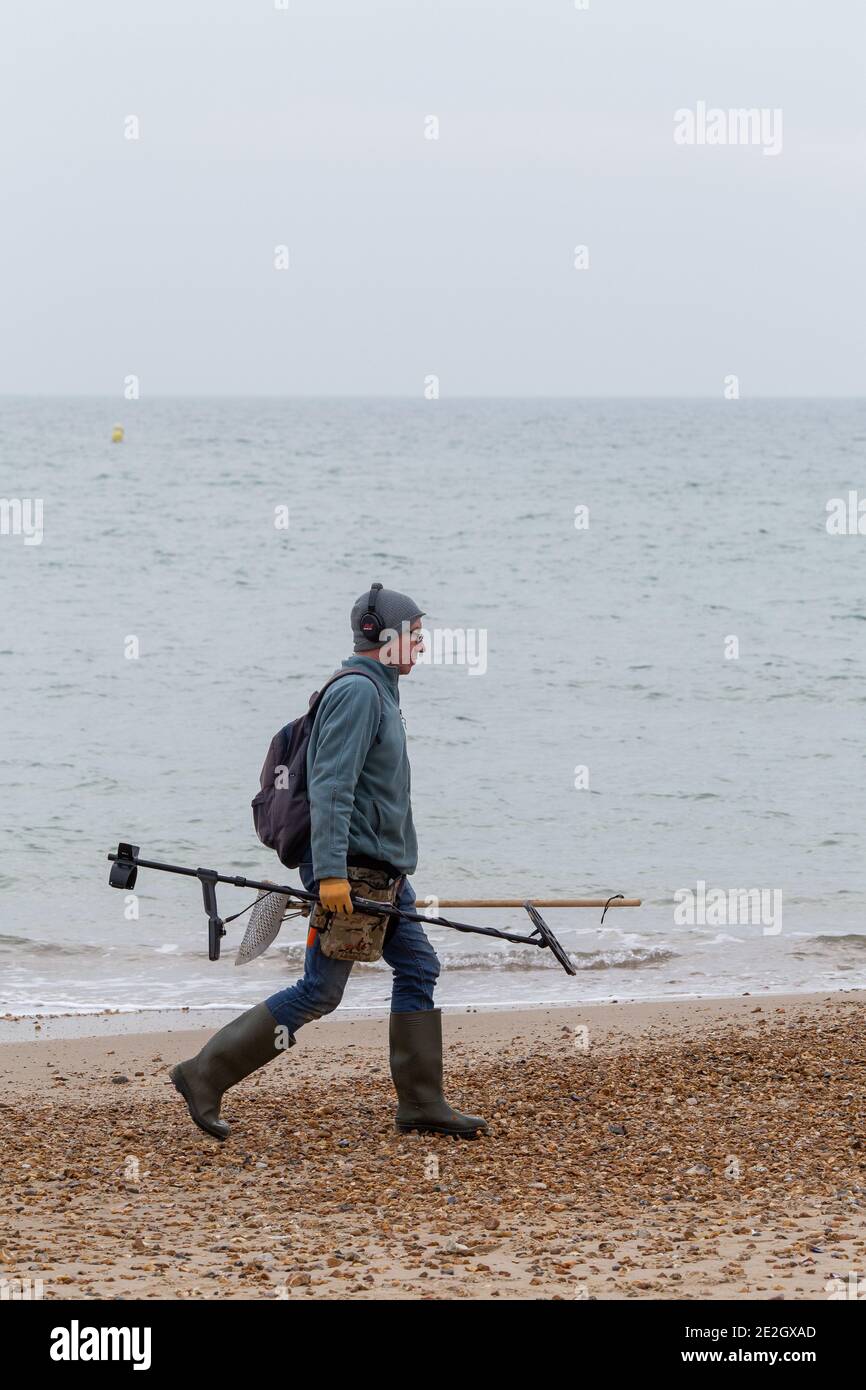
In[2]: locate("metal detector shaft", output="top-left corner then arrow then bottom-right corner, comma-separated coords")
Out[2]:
106,843 -> 612,975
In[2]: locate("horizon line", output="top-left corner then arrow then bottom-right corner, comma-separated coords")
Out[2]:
1,392 -> 864,403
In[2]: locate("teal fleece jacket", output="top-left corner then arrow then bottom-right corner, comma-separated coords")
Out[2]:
306,656 -> 418,881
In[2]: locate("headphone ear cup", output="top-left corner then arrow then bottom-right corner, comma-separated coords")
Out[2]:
360,582 -> 383,641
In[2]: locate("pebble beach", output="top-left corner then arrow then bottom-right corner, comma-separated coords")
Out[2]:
2,993 -> 865,1301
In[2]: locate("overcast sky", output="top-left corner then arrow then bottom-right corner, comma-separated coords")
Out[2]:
0,0 -> 863,395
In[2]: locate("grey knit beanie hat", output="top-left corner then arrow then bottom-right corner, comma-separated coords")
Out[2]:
351,584 -> 425,652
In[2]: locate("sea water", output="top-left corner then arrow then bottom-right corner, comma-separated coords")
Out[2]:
1,396 -> 864,1016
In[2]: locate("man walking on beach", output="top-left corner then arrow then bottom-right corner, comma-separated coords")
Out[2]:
170,585 -> 487,1141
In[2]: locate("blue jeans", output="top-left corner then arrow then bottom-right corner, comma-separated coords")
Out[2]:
265,859 -> 439,1038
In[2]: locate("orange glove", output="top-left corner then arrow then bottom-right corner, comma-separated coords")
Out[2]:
318,878 -> 353,916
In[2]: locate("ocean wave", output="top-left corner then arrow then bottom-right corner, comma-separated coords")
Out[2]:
0,934 -> 116,958
266,944 -> 678,973
567,945 -> 676,972
796,934 -> 866,954
0,935 -> 678,976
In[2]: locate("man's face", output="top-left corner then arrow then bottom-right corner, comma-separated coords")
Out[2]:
380,619 -> 425,675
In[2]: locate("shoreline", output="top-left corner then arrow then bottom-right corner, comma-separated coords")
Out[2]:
3,982 -> 865,1043
3,989 -> 865,1299
3,990 -> 864,1094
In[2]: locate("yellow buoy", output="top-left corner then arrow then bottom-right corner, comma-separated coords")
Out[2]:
111,425 -> 124,443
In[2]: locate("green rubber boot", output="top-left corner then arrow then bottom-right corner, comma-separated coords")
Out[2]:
389,1008 -> 487,1138
170,1002 -> 290,1141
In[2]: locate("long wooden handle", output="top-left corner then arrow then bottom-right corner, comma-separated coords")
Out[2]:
418,898 -> 641,908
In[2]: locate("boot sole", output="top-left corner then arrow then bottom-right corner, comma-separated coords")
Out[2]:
396,1122 -> 487,1139
170,1065 -> 228,1142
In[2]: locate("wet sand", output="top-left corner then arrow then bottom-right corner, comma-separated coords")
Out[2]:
2,992 -> 865,1300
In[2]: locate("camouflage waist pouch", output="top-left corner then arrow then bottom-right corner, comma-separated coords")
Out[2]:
312,865 -> 400,963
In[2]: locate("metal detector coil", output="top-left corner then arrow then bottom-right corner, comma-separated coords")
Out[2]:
523,903 -> 577,975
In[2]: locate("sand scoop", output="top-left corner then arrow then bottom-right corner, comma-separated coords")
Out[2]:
234,888 -> 299,966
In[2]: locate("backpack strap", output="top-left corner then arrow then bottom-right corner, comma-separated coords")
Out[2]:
309,668 -> 384,736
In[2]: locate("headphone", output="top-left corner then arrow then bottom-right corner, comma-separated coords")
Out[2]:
358,582 -> 384,642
